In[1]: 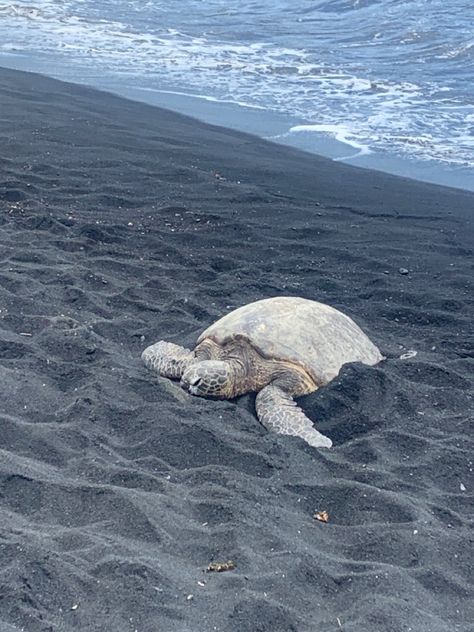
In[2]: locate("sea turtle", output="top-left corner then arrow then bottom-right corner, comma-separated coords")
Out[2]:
142,296 -> 383,448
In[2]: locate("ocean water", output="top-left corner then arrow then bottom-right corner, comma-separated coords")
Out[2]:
0,0 -> 473,190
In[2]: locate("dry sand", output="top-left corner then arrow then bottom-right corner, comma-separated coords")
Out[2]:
0,66 -> 473,632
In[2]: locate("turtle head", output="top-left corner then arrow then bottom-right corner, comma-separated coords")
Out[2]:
180,361 -> 236,399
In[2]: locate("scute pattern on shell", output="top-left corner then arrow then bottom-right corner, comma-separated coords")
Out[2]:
197,297 -> 383,385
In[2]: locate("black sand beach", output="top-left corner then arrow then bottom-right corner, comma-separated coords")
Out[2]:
0,66 -> 473,632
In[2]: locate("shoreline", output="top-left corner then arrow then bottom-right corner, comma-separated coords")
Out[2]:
1,53 -> 473,193
0,66 -> 473,632
114,83 -> 474,193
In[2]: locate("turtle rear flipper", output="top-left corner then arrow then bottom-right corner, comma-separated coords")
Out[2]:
142,341 -> 193,379
256,384 -> 332,448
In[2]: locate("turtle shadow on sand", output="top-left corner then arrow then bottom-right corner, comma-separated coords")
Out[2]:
142,297 -> 383,448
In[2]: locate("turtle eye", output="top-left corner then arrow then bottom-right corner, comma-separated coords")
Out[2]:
189,376 -> 202,387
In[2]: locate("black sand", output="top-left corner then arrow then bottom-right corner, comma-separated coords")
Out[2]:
0,66 -> 473,632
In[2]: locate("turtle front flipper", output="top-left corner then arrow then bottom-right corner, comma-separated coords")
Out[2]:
142,341 -> 194,379
256,384 -> 332,449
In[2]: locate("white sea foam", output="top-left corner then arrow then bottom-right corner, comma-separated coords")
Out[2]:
132,86 -> 268,110
437,40 -> 474,59
289,123 -> 372,159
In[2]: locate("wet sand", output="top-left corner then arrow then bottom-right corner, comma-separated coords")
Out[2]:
0,66 -> 473,632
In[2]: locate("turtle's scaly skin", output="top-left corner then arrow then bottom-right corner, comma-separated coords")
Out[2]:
142,297 -> 383,448
256,384 -> 333,448
142,341 -> 193,379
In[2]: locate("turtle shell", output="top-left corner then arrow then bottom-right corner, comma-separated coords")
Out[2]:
197,296 -> 383,384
